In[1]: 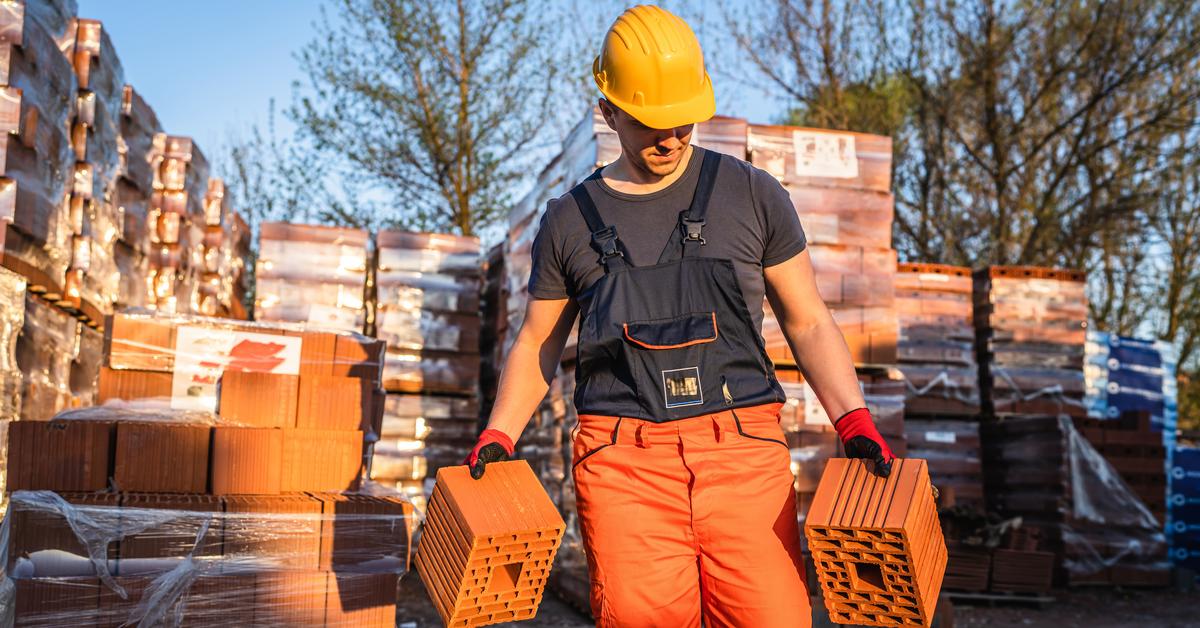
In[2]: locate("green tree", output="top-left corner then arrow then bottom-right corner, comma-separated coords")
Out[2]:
291,0 -> 564,236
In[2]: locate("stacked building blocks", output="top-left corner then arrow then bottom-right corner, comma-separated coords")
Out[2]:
805,458 -> 947,627
415,460 -> 565,627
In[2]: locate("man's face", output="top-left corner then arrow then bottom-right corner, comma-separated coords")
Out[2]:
599,99 -> 694,177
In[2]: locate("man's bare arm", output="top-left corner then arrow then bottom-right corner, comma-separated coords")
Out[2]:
763,249 -> 866,419
484,296 -> 579,441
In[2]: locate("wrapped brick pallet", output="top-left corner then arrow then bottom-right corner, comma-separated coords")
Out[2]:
370,230 -> 482,509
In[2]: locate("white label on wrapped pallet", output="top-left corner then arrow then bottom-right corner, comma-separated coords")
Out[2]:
925,430 -> 957,444
171,325 -> 303,412
918,273 -> 950,283
793,131 -> 859,179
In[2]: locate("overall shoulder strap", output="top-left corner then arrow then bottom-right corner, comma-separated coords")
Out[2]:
569,173 -> 628,271
658,148 -> 722,263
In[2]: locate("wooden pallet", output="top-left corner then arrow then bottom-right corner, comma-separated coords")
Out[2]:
944,590 -> 1054,609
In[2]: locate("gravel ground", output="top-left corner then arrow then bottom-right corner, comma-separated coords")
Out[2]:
396,574 -> 1198,627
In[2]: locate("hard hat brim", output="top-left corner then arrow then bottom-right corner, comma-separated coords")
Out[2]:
598,73 -> 716,130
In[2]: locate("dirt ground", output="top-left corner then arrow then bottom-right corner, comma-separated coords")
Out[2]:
396,575 -> 1199,627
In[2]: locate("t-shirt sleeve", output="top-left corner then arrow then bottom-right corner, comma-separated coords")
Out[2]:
754,169 -> 807,267
527,203 -> 570,299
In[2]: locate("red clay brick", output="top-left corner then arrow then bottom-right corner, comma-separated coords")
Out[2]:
310,493 -> 414,571
6,493 -> 120,573
280,428 -> 363,492
295,375 -> 370,431
15,577 -> 103,626
113,422 -> 210,493
326,572 -> 398,627
222,494 -> 323,570
7,420 -> 114,491
97,367 -> 173,402
414,461 -> 565,627
806,458 -> 947,627
210,427 -> 283,494
217,371 -> 299,428
254,571 -> 329,626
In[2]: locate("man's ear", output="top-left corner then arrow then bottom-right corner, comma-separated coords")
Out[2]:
598,98 -> 618,131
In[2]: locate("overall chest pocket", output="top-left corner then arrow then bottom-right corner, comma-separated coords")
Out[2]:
622,311 -> 723,413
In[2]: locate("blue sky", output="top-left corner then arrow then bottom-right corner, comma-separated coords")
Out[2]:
76,1 -> 782,166
77,0 -> 325,156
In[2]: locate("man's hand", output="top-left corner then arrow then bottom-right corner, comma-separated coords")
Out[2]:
834,408 -> 895,477
464,429 -> 515,479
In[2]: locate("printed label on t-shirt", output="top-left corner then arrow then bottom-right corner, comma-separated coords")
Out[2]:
663,367 -> 703,408
171,325 -> 302,412
793,131 -> 859,179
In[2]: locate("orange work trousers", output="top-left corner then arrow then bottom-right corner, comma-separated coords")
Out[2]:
571,402 -> 811,627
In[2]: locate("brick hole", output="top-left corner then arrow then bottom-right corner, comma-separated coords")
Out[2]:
849,562 -> 886,592
487,561 -> 524,594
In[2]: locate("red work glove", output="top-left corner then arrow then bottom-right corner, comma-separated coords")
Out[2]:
834,408 -> 895,478
464,429 -> 514,479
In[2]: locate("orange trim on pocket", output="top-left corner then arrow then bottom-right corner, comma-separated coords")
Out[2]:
623,312 -> 719,349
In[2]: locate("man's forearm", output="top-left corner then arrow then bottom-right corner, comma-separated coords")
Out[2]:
782,315 -> 867,419
484,335 -> 561,441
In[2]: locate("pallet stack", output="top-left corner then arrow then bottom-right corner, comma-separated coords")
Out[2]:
748,125 -> 898,367
114,84 -> 163,309
196,179 -> 248,318
479,242 -> 506,421
370,230 -> 482,505
0,267 -> 25,424
254,222 -> 368,332
146,134 -> 209,314
895,263 -> 983,514
3,415 -> 412,625
1076,411 -> 1168,523
974,266 -> 1088,419
1168,446 -> 1200,578
0,0 -> 79,308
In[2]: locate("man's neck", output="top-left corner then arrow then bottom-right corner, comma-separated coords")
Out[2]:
600,145 -> 695,195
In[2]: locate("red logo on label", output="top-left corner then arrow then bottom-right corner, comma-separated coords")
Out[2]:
224,340 -> 288,372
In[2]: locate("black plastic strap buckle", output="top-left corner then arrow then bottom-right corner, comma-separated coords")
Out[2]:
591,226 -> 625,261
682,218 -> 706,245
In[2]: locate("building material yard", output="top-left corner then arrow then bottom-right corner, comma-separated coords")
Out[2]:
1,0 -> 1199,626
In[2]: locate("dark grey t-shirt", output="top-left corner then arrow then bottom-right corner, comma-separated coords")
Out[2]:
528,147 -> 807,331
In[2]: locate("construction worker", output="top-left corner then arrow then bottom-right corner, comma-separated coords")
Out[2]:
466,5 -> 894,626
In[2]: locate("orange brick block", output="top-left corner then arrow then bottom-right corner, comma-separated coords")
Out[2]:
414,460 -> 564,627
805,458 -> 947,627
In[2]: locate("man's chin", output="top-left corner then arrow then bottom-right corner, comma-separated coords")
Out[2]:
640,157 -> 682,177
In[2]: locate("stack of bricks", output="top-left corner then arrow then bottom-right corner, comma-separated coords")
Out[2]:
974,266 -> 1088,419
1167,446 -> 1200,580
254,222 -> 368,333
0,267 -> 24,424
196,179 -> 248,318
479,242 -> 506,420
895,263 -> 984,516
1076,411 -> 1167,523
371,230 -> 482,501
3,308 -> 406,624
415,460 -> 565,627
3,454 -> 413,625
100,311 -> 386,482
146,134 -> 209,314
114,84 -> 162,310
805,458 -> 947,627
0,0 -> 79,306
748,125 -> 898,367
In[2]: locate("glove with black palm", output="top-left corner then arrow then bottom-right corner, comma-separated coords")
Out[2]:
464,429 -> 515,479
834,408 -> 895,477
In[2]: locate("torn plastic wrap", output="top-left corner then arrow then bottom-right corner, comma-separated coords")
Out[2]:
0,268 -> 25,422
15,294 -> 79,421
1060,416 -> 1170,581
0,487 -> 416,627
898,365 -> 981,416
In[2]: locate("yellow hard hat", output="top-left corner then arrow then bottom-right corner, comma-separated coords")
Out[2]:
593,5 -> 715,130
